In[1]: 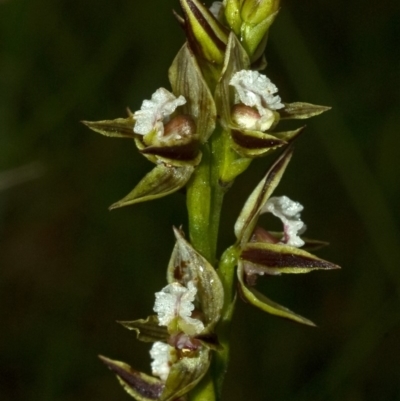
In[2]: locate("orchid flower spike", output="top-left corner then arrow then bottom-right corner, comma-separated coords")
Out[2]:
133,88 -> 186,137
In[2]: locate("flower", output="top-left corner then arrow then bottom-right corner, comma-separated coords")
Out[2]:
234,148 -> 340,325
229,70 -> 283,131
133,88 -> 186,137
150,342 -> 176,382
262,195 -> 306,247
154,280 -> 205,336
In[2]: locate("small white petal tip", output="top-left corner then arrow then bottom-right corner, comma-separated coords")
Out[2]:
133,88 -> 186,136
262,195 -> 306,247
150,342 -> 174,382
229,70 -> 284,115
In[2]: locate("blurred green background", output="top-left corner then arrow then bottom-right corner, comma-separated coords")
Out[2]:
1,0 -> 399,400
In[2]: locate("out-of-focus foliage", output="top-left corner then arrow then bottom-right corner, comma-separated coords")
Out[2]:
0,1 -> 399,401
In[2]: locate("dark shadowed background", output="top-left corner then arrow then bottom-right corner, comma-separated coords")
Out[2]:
1,0 -> 399,400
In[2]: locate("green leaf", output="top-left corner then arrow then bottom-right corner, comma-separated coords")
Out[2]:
179,0 -> 228,64
240,242 -> 340,274
234,147 -> 293,244
160,347 -> 211,401
99,355 -> 164,401
279,102 -> 331,120
109,164 -> 194,210
118,315 -> 169,343
82,115 -> 136,138
169,43 -> 217,143
167,228 -> 224,334
237,262 -> 316,326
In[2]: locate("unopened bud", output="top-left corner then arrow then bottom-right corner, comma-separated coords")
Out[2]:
224,0 -> 243,34
179,0 -> 228,64
241,0 -> 280,25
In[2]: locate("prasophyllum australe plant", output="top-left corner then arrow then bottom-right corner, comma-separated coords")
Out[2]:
84,1 -> 340,400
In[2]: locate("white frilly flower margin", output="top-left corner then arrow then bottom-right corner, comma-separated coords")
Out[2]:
150,342 -> 175,382
229,70 -> 284,131
133,88 -> 186,136
262,195 -> 306,247
153,280 -> 205,336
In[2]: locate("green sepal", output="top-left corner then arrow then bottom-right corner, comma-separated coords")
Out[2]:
234,147 -> 293,244
237,261 -> 315,326
160,347 -> 211,401
99,355 -> 164,401
240,242 -> 340,275
279,102 -> 331,120
230,128 -> 287,158
167,228 -> 224,334
179,0 -> 228,65
215,32 -> 250,129
82,114 -> 136,138
169,43 -> 217,143
118,315 -> 169,343
109,164 -> 194,210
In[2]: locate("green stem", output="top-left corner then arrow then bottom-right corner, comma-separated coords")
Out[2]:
213,246 -> 240,395
187,126 -> 229,401
187,145 -> 212,261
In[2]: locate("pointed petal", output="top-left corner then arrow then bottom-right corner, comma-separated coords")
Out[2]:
230,128 -> 286,157
179,0 -> 228,64
99,355 -> 164,401
234,147 -> 293,243
169,44 -> 216,143
141,144 -> 202,167
109,165 -> 194,210
215,32 -> 250,129
82,116 -> 136,138
167,228 -> 224,334
257,231 -> 330,251
160,347 -> 211,401
241,242 -> 341,274
279,102 -> 331,120
272,126 -> 305,143
118,315 -> 169,343
237,262 -> 315,326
